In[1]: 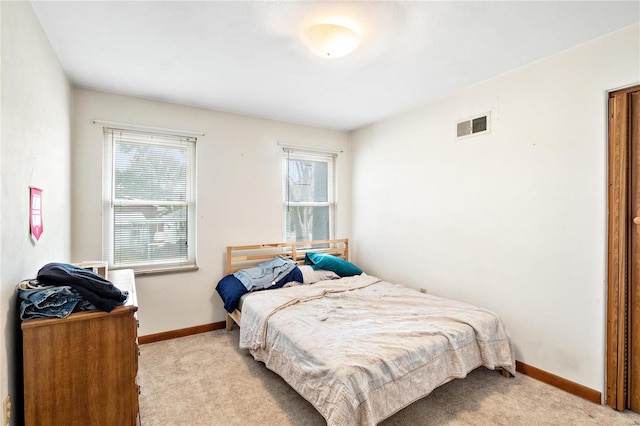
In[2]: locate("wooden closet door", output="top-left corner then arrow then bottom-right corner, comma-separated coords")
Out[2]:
607,85 -> 640,411
629,90 -> 640,411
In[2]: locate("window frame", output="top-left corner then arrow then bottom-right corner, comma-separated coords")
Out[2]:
282,149 -> 336,242
102,127 -> 197,274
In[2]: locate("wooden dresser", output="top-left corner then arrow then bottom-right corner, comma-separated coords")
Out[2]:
21,269 -> 140,426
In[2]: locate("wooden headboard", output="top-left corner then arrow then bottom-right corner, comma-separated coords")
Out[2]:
226,239 -> 349,275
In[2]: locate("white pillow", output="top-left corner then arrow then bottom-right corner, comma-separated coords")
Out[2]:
299,265 -> 340,284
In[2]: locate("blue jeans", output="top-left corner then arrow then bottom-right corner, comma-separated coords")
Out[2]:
18,280 -> 83,320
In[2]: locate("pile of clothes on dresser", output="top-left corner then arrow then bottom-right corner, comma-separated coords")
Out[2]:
17,262 -> 128,320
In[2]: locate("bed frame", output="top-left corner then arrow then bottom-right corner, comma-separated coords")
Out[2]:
224,238 -> 349,331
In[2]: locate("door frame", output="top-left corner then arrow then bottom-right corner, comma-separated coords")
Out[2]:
607,84 -> 640,409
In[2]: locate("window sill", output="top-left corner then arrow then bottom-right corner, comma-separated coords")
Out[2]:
110,264 -> 199,276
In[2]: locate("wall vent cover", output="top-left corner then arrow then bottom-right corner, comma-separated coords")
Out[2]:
456,112 -> 491,139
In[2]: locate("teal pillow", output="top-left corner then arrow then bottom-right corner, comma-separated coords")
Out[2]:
305,252 -> 363,277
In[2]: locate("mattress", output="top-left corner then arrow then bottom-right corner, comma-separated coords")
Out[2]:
239,273 -> 515,426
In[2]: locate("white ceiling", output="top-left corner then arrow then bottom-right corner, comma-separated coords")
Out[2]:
31,1 -> 640,131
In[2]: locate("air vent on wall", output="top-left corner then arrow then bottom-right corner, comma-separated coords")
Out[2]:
456,112 -> 491,139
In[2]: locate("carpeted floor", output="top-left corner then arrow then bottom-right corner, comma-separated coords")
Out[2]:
137,329 -> 640,425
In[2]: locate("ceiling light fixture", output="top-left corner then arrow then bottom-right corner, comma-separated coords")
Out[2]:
300,23 -> 360,59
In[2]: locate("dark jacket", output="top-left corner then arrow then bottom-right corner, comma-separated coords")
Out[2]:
37,263 -> 128,312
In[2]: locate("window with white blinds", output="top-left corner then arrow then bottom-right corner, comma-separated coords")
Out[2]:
103,128 -> 197,272
283,149 -> 336,242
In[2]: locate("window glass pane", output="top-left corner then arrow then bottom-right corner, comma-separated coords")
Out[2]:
285,206 -> 329,242
115,142 -> 187,202
114,205 -> 188,265
286,159 -> 328,202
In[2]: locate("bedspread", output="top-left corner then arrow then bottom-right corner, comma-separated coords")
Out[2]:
239,274 -> 515,426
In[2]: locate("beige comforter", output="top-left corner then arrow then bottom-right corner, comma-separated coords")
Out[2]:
239,274 -> 515,426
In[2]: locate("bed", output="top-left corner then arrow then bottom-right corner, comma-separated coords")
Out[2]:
217,239 -> 515,426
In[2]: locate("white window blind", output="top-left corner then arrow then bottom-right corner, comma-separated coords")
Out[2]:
283,149 -> 336,242
103,128 -> 197,272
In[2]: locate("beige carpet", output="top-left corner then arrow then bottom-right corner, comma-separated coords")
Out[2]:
138,329 -> 640,426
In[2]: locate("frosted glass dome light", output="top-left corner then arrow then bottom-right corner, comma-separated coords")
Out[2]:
300,23 -> 360,59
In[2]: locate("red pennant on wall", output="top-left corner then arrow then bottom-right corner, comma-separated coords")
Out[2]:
30,187 -> 43,241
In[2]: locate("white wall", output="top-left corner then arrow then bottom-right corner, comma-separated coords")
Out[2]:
71,89 -> 351,336
351,24 -> 640,394
1,1 -> 71,422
